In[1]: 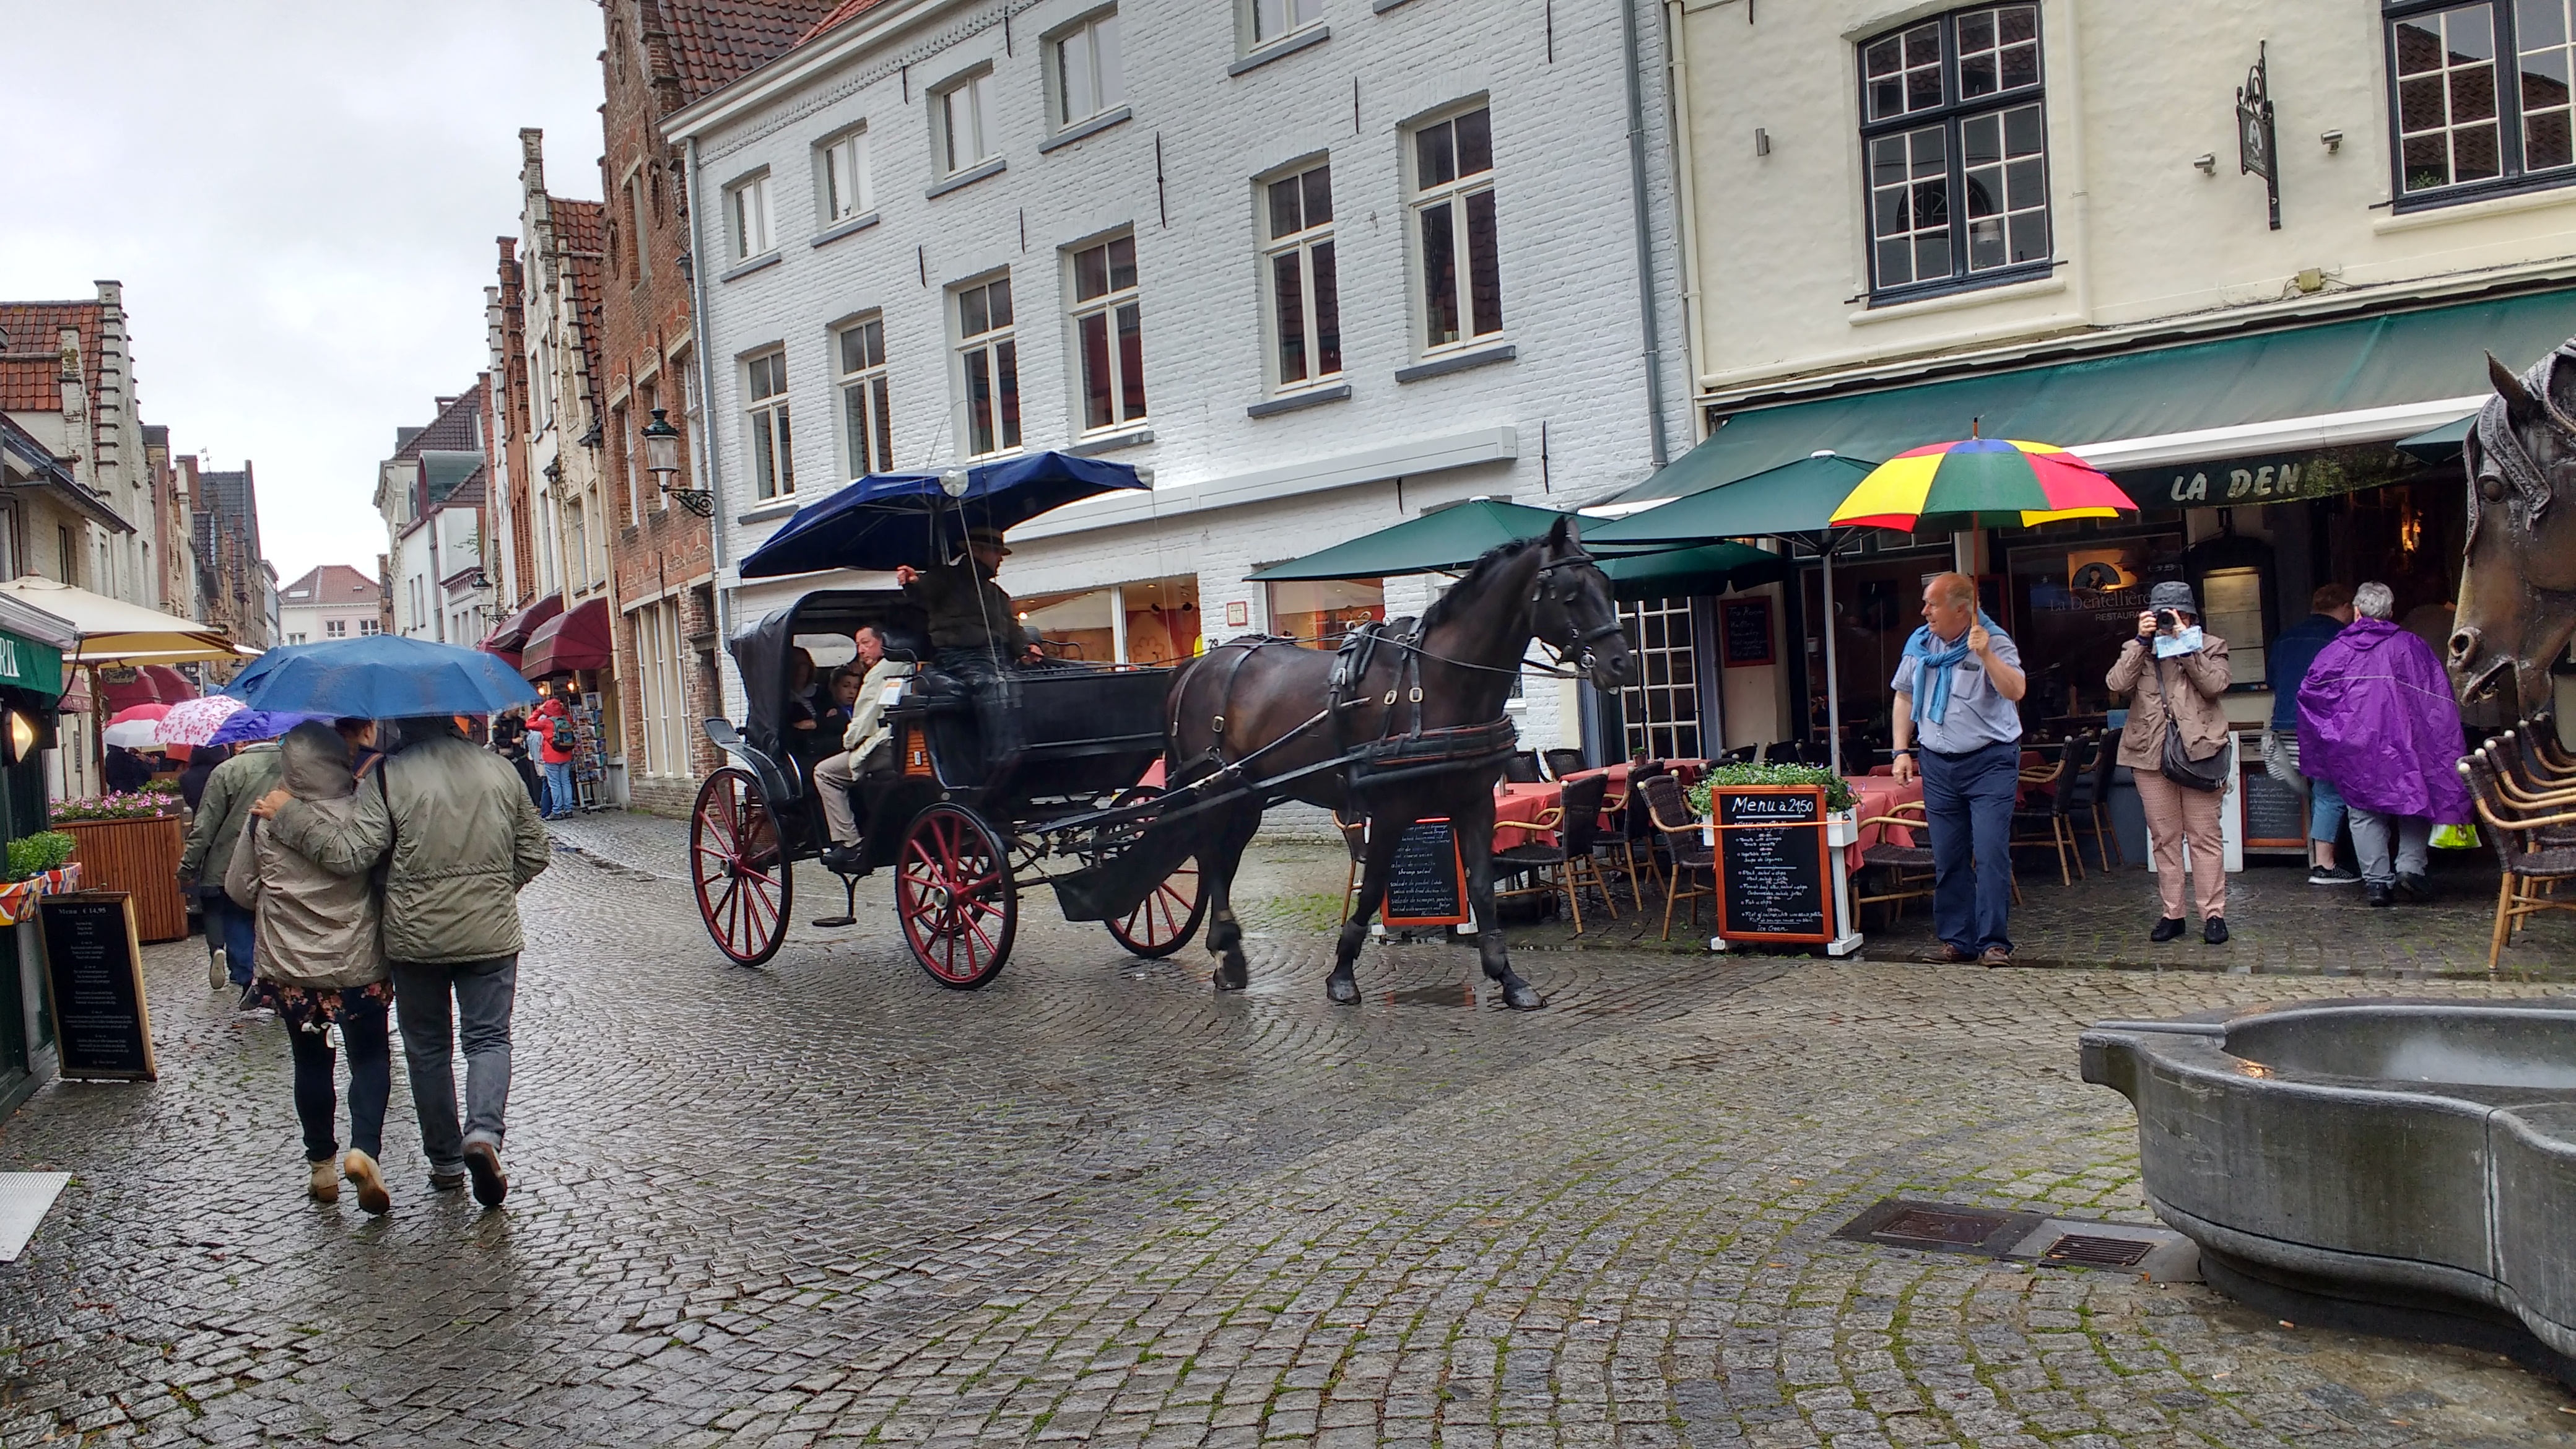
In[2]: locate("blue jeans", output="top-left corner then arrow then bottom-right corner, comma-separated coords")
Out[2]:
542,760 -> 574,817
391,955 -> 517,1177
2307,775 -> 2348,843
207,895 -> 256,986
1921,740 -> 2019,954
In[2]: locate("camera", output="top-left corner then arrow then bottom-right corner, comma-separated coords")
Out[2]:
2154,608 -> 2180,632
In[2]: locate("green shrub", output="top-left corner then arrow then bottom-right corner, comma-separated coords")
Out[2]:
1686,763 -> 1856,817
6,831 -> 77,882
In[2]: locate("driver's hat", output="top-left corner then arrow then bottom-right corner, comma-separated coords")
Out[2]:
963,525 -> 1011,554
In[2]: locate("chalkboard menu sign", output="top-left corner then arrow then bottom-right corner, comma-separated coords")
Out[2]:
1721,598 -> 1774,668
1712,786 -> 1832,944
1383,818 -> 1468,927
38,892 -> 155,1080
2239,742 -> 2308,852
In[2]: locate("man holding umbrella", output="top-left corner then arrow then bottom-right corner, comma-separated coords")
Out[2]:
894,526 -> 1019,686
1889,572 -> 2027,967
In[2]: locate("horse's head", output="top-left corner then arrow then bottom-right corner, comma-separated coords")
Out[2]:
1529,515 -> 1638,691
2454,347 -> 2576,711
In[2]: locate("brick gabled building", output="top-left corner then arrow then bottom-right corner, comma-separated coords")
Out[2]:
485,240 -> 540,616
0,284 -> 164,606
593,0 -> 837,812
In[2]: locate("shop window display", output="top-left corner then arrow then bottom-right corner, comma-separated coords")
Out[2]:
2007,532 -> 2185,724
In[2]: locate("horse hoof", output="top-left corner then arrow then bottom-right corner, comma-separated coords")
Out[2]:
1499,981 -> 1544,1011
1214,960 -> 1248,992
1325,973 -> 1360,1005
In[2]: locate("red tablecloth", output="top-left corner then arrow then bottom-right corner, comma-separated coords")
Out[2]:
1492,782 -> 1562,850
1849,778 -> 1925,850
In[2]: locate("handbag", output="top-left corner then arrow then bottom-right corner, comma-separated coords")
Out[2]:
2156,660 -> 2230,793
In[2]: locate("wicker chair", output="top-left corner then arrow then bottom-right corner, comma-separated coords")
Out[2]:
2523,713 -> 2576,776
2060,728 -> 2124,869
1502,751 -> 1544,784
1636,772 -> 1716,941
1853,799 -> 1934,921
1543,748 -> 1588,781
1494,773 -> 1619,931
2008,736 -> 2089,885
2461,754 -> 2576,972
2487,733 -> 2576,807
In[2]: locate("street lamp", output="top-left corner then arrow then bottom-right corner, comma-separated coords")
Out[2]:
641,407 -> 713,517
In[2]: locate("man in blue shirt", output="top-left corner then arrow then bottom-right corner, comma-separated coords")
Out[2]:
1890,572 -> 2027,965
2265,582 -> 2357,885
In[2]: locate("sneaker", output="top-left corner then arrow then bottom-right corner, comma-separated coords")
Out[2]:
2203,916 -> 2229,945
342,1150 -> 391,1216
2307,864 -> 2361,886
1978,946 -> 2014,968
308,1159 -> 339,1204
2366,882 -> 2395,908
1917,943 -> 1977,964
236,981 -> 264,1012
208,952 -> 228,990
2396,872 -> 2433,902
2150,916 -> 2187,942
462,1141 -> 508,1208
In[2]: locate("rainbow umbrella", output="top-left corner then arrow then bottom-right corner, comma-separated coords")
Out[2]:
1829,437 -> 2134,531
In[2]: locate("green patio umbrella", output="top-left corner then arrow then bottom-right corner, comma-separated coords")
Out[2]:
1597,541 -> 1794,601
1585,451 -> 1881,775
2394,412 -> 2475,465
1247,498 -> 1582,581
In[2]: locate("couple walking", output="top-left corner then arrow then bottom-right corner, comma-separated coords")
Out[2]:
228,715 -> 551,1212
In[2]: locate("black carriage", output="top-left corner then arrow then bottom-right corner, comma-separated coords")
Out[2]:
690,455 -> 1206,986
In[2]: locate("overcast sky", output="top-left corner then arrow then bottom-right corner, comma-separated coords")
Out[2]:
3,1 -> 607,588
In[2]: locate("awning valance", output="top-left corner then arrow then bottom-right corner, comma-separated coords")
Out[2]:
1248,498 -> 1576,582
521,597 -> 612,679
482,593 -> 564,655
1610,287 -> 2576,510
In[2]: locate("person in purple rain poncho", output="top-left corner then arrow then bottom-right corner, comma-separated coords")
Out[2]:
2295,581 -> 2471,908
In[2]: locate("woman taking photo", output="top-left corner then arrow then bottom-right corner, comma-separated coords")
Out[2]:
2106,580 -> 2234,944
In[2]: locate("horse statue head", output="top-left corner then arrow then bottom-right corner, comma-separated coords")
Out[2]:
2453,344 -> 2576,711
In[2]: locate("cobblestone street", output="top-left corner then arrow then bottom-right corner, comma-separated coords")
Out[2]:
2,816 -> 2572,1447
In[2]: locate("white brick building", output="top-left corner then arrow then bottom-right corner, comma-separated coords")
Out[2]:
661,0 -> 1690,752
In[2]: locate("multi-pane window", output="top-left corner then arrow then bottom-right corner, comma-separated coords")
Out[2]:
746,350 -> 794,500
1617,598 -> 1701,761
630,383 -> 656,520
820,128 -> 872,222
358,618 -> 380,635
955,277 -> 1022,458
1051,11 -> 1125,128
2390,1 -> 2576,198
324,619 -> 347,638
726,172 -> 775,260
837,316 -> 894,479
1409,107 -> 1502,351
1263,162 -> 1342,389
1070,236 -> 1147,432
1858,5 -> 2049,296
1251,0 -> 1322,45
935,71 -> 994,175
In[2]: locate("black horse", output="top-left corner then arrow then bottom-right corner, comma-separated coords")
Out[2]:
1164,516 -> 1638,1008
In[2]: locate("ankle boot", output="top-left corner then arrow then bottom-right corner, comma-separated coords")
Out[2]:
308,1159 -> 339,1203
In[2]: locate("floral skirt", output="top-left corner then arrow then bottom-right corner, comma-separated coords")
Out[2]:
257,979 -> 391,1036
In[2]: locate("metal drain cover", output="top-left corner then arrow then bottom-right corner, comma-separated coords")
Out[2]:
1833,1199 -> 2201,1281
1832,1198 -> 2043,1256
2042,1234 -> 2154,1268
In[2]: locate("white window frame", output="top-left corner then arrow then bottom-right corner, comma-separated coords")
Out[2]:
932,68 -> 995,176
726,169 -> 776,261
358,617 -> 380,636
817,125 -> 873,224
744,349 -> 796,500
325,619 -> 347,638
1260,159 -> 1342,393
952,275 -> 1022,459
1406,103 -> 1503,356
836,315 -> 894,480
1066,233 -> 1147,434
1047,9 -> 1125,131
1246,0 -> 1323,49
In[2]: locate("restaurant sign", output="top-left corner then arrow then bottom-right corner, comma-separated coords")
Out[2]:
2107,443 -> 2423,512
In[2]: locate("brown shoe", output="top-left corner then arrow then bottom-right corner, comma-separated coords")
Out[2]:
342,1149 -> 391,1216
1917,943 -> 1977,964
308,1159 -> 339,1204
1980,946 -> 2014,967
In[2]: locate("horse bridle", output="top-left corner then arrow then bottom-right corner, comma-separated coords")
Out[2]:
1530,547 -> 1626,672
2469,341 -> 2576,543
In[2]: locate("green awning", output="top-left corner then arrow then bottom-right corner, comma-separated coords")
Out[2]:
1611,287 -> 2576,507
1249,498 -> 1575,581
1587,453 -> 1882,543
1598,542 -> 1795,601
0,630 -> 66,698
2395,411 -> 2477,463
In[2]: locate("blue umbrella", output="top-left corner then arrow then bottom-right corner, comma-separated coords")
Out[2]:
206,708 -> 333,747
739,451 -> 1149,578
220,636 -> 540,716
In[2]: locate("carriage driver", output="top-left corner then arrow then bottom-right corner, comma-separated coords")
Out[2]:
816,624 -> 915,872
893,524 -> 1019,687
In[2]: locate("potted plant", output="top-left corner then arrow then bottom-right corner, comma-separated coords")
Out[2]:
0,831 -> 82,926
1688,763 -> 1862,845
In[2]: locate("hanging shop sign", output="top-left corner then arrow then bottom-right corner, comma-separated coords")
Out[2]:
2108,443 -> 2426,511
2239,42 -> 2280,230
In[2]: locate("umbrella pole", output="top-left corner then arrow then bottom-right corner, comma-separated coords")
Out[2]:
1821,542 -> 1844,780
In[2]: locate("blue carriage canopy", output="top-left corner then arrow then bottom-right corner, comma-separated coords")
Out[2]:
738,451 -> 1151,579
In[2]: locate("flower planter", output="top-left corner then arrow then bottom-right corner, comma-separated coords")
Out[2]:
1825,809 -> 1860,848
56,816 -> 188,942
0,864 -> 80,926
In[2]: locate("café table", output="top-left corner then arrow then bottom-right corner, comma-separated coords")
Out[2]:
1492,781 -> 1565,850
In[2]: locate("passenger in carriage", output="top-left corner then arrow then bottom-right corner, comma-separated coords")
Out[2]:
816,624 -> 915,873
892,525 -> 1019,687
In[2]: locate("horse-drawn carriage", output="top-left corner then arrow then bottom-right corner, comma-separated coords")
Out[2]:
690,456 -> 1205,986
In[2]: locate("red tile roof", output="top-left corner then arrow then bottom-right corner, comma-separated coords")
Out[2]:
281,564 -> 383,607
552,199 -> 609,419
392,381 -> 487,459
799,0 -> 897,43
0,300 -> 102,414
655,0 -> 843,104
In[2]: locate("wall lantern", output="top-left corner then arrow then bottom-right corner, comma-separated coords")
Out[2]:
640,408 -> 713,518
4,707 -> 45,765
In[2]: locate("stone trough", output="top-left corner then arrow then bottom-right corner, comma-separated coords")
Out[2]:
2081,998 -> 2576,1383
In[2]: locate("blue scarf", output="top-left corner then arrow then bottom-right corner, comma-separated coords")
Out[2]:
1903,612 -> 2000,724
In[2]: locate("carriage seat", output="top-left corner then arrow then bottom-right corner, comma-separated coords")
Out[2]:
877,624 -> 933,665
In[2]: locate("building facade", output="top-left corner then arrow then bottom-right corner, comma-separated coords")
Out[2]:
661,0 -> 1689,755
278,565 -> 385,646
192,463 -> 272,677
589,1 -> 819,811
376,386 -> 494,645
1632,0 -> 2576,765
0,285 -> 163,604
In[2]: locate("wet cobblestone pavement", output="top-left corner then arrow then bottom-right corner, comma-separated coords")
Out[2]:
1,814 -> 2571,1446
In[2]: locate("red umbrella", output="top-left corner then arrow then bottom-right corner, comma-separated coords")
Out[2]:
107,702 -> 173,727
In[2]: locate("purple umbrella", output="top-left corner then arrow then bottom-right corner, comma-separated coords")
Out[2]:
206,709 -> 333,747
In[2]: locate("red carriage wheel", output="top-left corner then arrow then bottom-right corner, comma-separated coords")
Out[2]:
692,767 -> 794,967
1105,856 -> 1204,959
895,803 -> 1017,989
